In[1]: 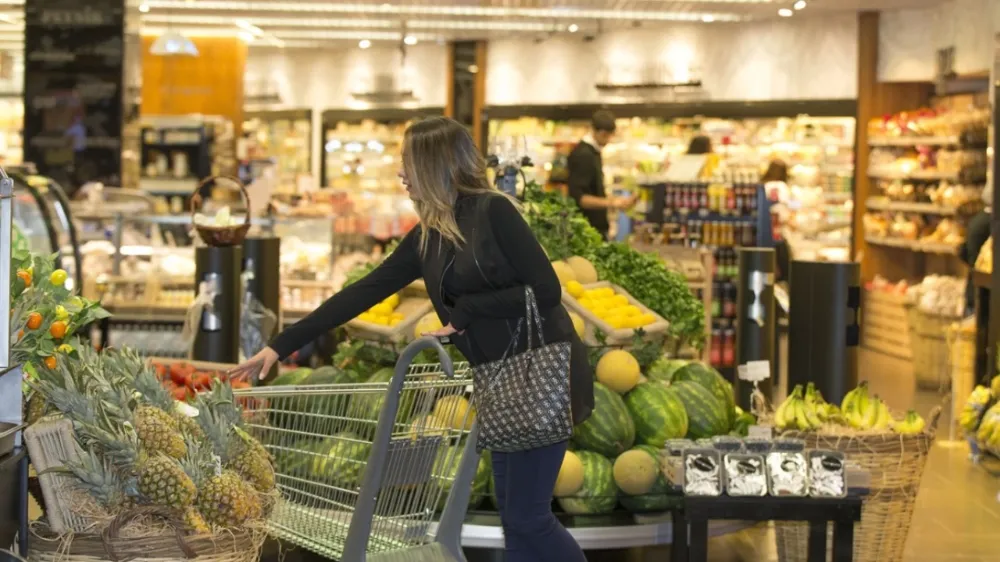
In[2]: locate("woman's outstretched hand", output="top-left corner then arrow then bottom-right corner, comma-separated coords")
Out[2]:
228,347 -> 279,382
423,323 -> 463,337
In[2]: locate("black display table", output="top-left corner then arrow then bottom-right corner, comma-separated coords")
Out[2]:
0,447 -> 28,561
679,495 -> 863,562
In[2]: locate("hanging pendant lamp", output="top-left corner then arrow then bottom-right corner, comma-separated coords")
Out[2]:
150,29 -> 199,57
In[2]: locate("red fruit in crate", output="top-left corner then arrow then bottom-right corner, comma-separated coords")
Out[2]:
231,380 -> 251,390
154,363 -> 167,379
172,386 -> 189,401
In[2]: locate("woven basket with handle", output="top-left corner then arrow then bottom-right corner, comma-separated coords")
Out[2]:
775,406 -> 942,562
190,176 -> 251,247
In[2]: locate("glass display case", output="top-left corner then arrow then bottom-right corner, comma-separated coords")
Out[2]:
241,109 -> 312,192
9,167 -> 83,291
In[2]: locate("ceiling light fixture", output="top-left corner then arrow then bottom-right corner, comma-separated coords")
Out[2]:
138,3 -> 150,13
359,38 -> 371,48
403,34 -> 417,45
237,30 -> 254,42
702,15 -> 715,22
793,0 -> 806,9
149,29 -> 199,56
234,19 -> 264,36
568,23 -> 579,33
778,8 -> 793,16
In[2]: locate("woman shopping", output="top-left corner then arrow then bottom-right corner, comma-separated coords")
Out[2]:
231,116 -> 593,561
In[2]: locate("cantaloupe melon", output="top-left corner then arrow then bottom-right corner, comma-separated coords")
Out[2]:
414,312 -> 444,339
407,414 -> 449,440
569,311 -> 585,338
553,450 -> 586,497
613,449 -> 658,495
433,395 -> 476,430
566,256 -> 599,284
551,261 -> 577,286
596,350 -> 641,394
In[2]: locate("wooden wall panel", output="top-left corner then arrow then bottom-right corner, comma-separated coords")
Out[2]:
854,11 -> 935,282
140,35 -> 247,129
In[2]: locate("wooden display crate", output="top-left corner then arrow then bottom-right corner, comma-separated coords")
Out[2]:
860,288 -> 912,360
562,281 -> 670,345
345,296 -> 433,343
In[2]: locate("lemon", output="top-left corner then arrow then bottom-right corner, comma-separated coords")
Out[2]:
391,312 -> 404,323
578,297 -> 593,310
385,293 -> 401,308
566,280 -> 585,298
611,295 -> 629,307
584,289 -> 601,300
358,312 -> 376,323
598,287 -> 615,299
608,317 -> 627,330
622,305 -> 641,318
371,302 -> 394,316
639,313 -> 656,326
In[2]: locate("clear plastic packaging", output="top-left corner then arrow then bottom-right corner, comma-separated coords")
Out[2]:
809,450 -> 847,498
684,448 -> 724,496
664,439 -> 694,486
725,453 -> 768,497
744,437 -> 773,454
767,451 -> 809,496
772,438 -> 807,452
711,435 -> 744,453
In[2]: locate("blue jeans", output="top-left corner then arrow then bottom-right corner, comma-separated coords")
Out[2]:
491,441 -> 586,562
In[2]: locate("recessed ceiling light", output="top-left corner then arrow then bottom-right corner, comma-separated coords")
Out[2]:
359,39 -> 371,48
237,30 -> 254,43
138,3 -> 150,13
568,23 -> 579,33
793,0 -> 807,9
778,8 -> 793,17
403,34 -> 417,45
702,15 -> 715,23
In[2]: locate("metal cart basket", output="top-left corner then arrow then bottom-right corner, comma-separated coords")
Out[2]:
235,338 -> 480,562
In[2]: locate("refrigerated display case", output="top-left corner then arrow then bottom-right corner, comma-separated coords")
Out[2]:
241,109 -> 312,191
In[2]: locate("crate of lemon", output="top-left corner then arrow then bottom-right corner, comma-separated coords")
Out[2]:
563,281 -> 669,345
346,293 -> 434,342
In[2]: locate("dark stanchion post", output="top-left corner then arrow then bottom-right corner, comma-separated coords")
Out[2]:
242,236 -> 281,381
787,261 -> 861,405
735,248 -> 776,410
193,246 -> 242,364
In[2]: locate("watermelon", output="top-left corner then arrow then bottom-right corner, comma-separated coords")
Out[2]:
433,445 -> 492,511
303,366 -> 339,385
671,380 -> 730,439
269,367 -> 312,386
572,382 -> 635,457
623,382 -> 689,448
556,450 -> 618,515
647,358 -> 691,384
618,445 -> 679,513
349,367 -> 416,430
311,432 -> 372,487
672,362 -> 736,428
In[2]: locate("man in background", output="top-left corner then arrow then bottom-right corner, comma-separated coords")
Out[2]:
567,110 -> 636,240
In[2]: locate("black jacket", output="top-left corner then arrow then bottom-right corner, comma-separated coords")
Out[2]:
271,193 -> 595,426
567,141 -> 609,238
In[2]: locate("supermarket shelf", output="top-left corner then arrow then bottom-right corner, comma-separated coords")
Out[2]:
103,303 -> 310,324
429,516 -> 752,550
795,219 -> 852,235
868,169 -> 959,181
864,236 -> 961,255
865,199 -> 957,215
868,136 -> 960,147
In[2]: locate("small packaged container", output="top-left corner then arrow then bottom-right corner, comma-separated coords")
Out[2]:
767,450 -> 809,496
743,437 -> 773,454
772,438 -> 806,452
664,439 -> 694,487
724,453 -> 768,497
711,435 -> 744,453
683,448 -> 724,496
694,438 -> 715,448
809,450 -> 847,498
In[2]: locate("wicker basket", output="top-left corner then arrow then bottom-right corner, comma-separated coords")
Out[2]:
775,408 -> 941,562
190,176 -> 251,247
907,305 -> 960,391
28,507 -> 265,562
24,417 -> 90,533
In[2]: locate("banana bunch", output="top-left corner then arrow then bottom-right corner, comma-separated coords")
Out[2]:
890,410 -> 927,435
775,385 -> 824,431
805,382 -> 842,423
976,403 -> 1000,454
841,382 -> 891,431
991,375 -> 1000,400
958,385 -> 994,434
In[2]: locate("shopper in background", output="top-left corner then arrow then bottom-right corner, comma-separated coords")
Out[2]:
567,109 -> 636,239
961,184 -> 992,313
230,116 -> 591,562
687,135 -> 713,155
761,159 -> 791,281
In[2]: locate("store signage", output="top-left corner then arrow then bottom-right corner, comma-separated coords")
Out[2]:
22,0 -> 125,193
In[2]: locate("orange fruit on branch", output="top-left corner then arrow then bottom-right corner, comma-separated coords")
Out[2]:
49,321 -> 67,339
43,356 -> 57,369
26,312 -> 42,330
16,270 -> 31,287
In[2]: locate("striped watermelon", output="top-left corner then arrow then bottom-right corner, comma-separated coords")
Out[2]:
671,380 -> 730,439
618,445 -> 680,514
624,382 -> 689,448
572,382 -> 636,457
434,446 -> 492,511
672,363 -> 736,428
557,450 -> 618,515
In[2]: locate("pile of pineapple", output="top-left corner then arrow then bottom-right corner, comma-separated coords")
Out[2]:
27,343 -> 276,534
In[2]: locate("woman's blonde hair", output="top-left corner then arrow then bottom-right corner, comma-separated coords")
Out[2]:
403,116 -> 509,254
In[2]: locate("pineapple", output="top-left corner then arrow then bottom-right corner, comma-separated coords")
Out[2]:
63,448 -> 127,508
182,507 -> 211,534
24,391 -> 50,425
133,357 -> 205,441
196,470 -> 255,528
135,405 -> 187,459
138,453 -> 197,509
197,395 -> 275,493
174,413 -> 206,442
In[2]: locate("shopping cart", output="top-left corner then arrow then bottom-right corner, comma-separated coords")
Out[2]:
235,337 -> 480,562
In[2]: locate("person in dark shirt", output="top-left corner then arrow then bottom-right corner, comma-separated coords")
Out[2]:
566,110 -> 636,239
687,135 -> 713,155
230,116 -> 590,562
961,185 -> 992,312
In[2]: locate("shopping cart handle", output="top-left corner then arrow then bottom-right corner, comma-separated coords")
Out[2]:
399,336 -> 456,378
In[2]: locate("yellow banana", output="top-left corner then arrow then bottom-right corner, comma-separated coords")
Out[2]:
872,400 -> 891,431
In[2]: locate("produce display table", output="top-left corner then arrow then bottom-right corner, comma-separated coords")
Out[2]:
679,495 -> 864,562
0,447 -> 28,561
